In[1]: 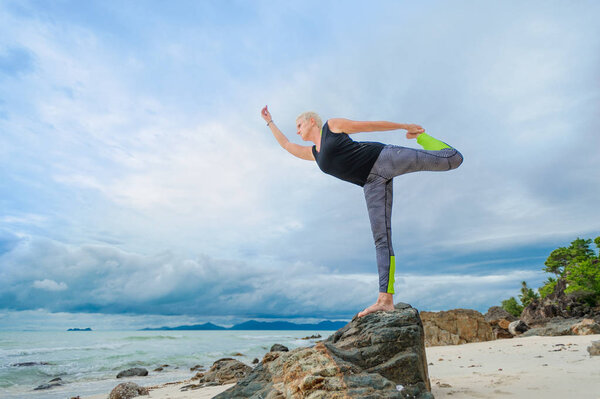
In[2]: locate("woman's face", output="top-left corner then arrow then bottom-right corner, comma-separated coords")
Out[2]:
296,117 -> 311,141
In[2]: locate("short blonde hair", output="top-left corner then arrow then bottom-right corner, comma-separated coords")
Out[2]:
296,111 -> 322,129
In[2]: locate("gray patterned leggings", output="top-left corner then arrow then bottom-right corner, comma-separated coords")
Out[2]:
363,144 -> 463,293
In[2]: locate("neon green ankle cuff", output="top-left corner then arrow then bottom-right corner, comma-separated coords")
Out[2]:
417,133 -> 451,151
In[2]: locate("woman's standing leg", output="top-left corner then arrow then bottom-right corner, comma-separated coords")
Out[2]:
364,174 -> 395,294
357,133 -> 463,318
357,173 -> 396,317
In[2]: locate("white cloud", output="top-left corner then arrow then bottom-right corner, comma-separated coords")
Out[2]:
32,279 -> 68,291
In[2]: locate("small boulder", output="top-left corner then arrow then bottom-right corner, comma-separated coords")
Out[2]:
195,358 -> 252,385
252,358 -> 259,364
116,368 -> 148,378
190,364 -> 203,371
571,319 -> 600,335
34,378 -> 63,390
587,341 -> 600,356
508,320 -> 529,336
269,344 -> 289,352
109,382 -> 149,399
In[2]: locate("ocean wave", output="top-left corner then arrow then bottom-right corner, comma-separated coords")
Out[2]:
1,343 -> 127,357
123,335 -> 181,341
237,334 -> 293,340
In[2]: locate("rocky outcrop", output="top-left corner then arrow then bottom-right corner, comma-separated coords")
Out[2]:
193,358 -> 252,385
421,309 -> 494,346
214,303 -> 433,399
521,279 -> 598,325
520,317 -> 584,337
571,319 -> 600,335
516,280 -> 600,337
116,368 -> 148,378
485,306 -> 517,339
108,382 -> 148,399
302,334 -> 322,340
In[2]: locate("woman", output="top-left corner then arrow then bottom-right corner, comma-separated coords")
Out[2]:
260,105 -> 463,317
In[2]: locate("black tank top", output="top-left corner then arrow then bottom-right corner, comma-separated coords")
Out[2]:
312,121 -> 385,187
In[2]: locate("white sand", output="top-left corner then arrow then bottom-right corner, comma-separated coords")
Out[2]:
85,334 -> 600,399
427,334 -> 600,398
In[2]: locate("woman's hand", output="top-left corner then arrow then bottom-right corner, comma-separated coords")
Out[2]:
405,124 -> 425,139
261,105 -> 272,123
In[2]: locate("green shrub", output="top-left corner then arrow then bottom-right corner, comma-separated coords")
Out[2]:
501,297 -> 523,317
500,235 -> 600,311
538,277 -> 557,299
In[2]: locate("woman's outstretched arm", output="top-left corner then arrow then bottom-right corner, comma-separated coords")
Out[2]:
261,105 -> 314,161
328,118 -> 425,139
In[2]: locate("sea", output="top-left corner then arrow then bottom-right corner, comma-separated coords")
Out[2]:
0,330 -> 335,399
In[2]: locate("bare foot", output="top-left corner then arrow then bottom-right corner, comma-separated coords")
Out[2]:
357,302 -> 395,318
358,300 -> 394,317
357,292 -> 395,318
406,131 -> 424,139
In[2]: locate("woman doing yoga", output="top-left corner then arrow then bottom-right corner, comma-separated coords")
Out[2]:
261,105 -> 463,318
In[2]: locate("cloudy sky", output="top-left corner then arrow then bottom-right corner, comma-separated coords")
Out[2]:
1,0 -> 599,330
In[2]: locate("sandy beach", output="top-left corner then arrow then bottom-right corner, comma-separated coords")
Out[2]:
84,334 -> 600,399
427,334 -> 600,398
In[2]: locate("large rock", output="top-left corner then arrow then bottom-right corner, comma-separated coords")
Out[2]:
108,382 -> 148,399
116,368 -> 148,378
485,306 -> 517,339
214,303 -> 433,399
195,358 -> 252,385
421,309 -> 494,346
571,319 -> 600,335
521,279 -> 597,325
520,317 -> 584,337
484,306 -> 517,323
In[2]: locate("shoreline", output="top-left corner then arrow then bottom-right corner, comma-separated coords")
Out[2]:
82,334 -> 600,399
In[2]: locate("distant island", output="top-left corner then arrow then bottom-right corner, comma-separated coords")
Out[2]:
67,328 -> 92,331
140,320 -> 347,331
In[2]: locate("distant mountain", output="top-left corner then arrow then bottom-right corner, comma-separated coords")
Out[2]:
140,322 -> 226,331
67,328 -> 92,331
140,320 -> 348,331
228,320 -> 347,330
